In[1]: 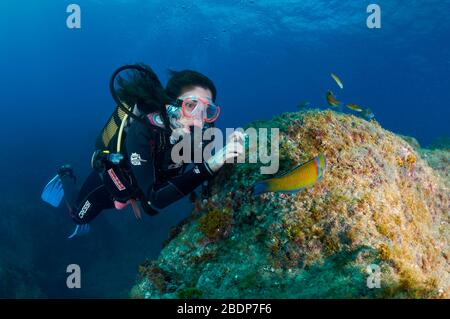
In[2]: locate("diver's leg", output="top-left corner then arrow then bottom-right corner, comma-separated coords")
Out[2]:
58,165 -> 79,212
71,171 -> 115,224
66,171 -> 115,239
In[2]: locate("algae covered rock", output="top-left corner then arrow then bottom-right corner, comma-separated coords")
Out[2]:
131,110 -> 449,299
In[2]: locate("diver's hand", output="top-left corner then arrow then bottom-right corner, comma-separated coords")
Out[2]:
206,132 -> 245,173
170,127 -> 189,144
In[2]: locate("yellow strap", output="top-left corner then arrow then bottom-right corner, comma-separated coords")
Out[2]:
116,113 -> 129,153
116,103 -> 133,153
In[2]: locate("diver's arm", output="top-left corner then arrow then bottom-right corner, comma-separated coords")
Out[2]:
147,162 -> 214,209
125,123 -> 215,209
146,134 -> 245,207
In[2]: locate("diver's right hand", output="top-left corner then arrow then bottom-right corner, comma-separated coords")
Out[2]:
206,132 -> 245,173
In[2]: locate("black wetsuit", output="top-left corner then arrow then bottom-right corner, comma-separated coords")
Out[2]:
61,117 -> 215,225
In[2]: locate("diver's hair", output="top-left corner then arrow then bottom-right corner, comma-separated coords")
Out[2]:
116,63 -> 171,129
165,69 -> 217,102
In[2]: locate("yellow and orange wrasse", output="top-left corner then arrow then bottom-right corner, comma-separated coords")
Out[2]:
253,154 -> 327,196
346,103 -> 363,112
331,73 -> 344,89
326,91 -> 341,107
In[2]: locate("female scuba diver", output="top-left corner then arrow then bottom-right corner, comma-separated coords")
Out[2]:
41,64 -> 244,239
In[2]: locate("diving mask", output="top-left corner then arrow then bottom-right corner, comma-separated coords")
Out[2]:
172,96 -> 221,123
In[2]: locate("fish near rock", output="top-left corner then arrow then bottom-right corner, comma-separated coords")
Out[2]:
252,154 -> 326,195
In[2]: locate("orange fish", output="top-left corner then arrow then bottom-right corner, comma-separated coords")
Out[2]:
253,154 -> 326,195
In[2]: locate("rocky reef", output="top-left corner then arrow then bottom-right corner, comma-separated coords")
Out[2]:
131,110 -> 449,299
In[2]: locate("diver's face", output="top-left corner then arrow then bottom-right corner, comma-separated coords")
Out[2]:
167,86 -> 213,133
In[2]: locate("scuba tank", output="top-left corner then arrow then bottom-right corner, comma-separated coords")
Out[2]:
92,64 -> 171,217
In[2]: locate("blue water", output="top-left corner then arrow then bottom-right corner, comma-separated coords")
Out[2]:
1,0 -> 449,298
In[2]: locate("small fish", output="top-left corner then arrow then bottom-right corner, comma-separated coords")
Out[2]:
253,154 -> 326,196
326,91 -> 341,107
361,107 -> 375,120
331,73 -> 344,89
346,103 -> 364,112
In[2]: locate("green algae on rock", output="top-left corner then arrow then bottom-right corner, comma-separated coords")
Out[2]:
131,110 -> 449,299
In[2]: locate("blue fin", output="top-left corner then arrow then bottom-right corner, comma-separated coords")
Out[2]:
252,180 -> 270,196
41,175 -> 64,207
68,224 -> 91,239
